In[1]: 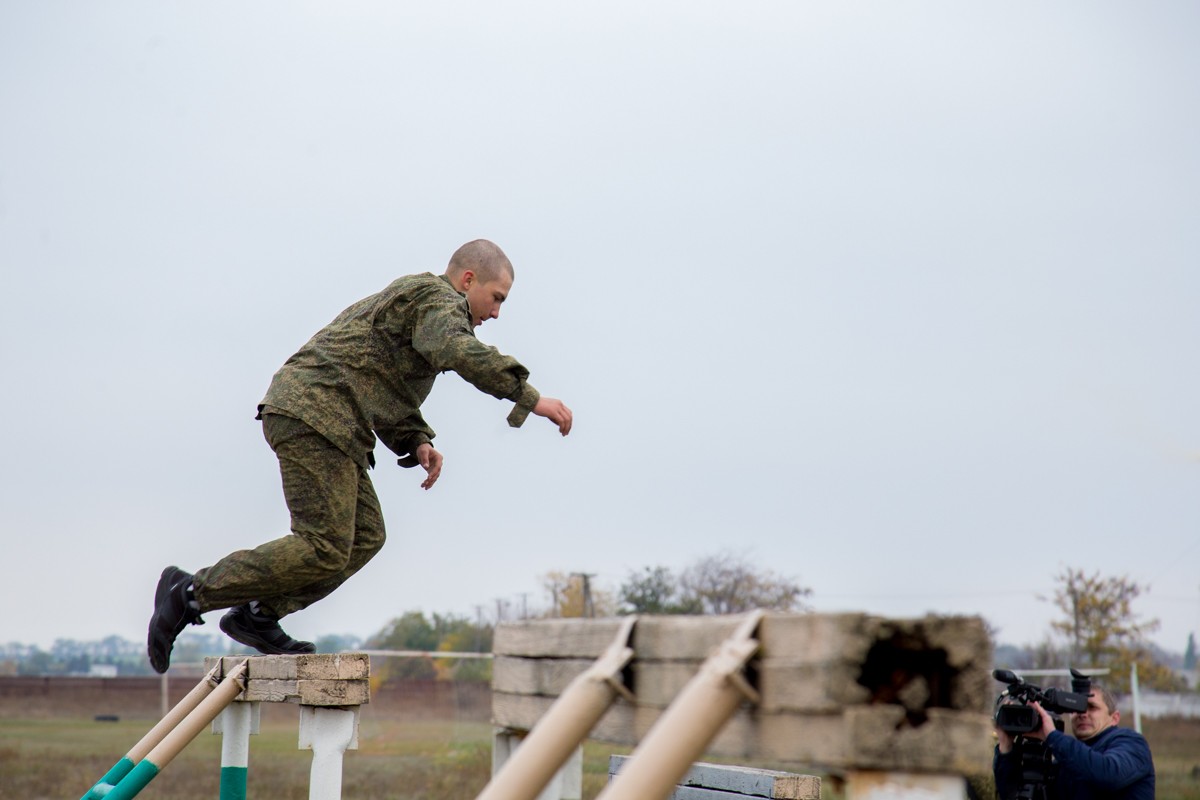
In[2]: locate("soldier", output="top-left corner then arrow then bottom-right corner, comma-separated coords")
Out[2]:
147,239 -> 572,673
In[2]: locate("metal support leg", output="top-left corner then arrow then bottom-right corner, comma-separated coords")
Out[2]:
555,746 -> 583,800
299,706 -> 360,800
215,701 -> 260,800
844,771 -> 966,800
493,732 -> 583,800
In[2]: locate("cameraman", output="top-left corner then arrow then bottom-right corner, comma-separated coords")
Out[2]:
993,685 -> 1155,799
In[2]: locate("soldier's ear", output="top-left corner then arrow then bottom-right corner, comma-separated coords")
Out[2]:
461,270 -> 476,289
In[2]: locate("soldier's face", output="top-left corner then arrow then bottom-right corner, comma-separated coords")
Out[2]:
464,272 -> 513,328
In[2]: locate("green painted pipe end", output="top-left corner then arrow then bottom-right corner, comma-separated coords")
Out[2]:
100,759 -> 160,800
81,756 -> 136,800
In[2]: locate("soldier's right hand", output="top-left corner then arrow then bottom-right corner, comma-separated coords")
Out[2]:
533,397 -> 573,436
416,443 -> 443,490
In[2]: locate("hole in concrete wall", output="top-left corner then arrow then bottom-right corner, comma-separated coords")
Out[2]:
856,631 -> 956,729
744,655 -> 761,697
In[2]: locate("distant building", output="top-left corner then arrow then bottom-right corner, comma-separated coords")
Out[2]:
88,664 -> 118,678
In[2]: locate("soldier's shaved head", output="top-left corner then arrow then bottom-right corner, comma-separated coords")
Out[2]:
445,239 -> 514,284
446,240 -> 515,328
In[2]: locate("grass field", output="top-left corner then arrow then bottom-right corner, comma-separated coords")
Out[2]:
0,712 -> 631,800
2,712 -> 1197,799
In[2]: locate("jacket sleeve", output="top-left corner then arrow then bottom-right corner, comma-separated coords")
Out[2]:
410,292 -> 541,426
1045,730 -> 1154,791
993,747 -> 1020,800
374,413 -> 435,467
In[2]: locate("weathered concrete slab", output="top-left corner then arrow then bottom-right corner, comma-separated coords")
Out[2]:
494,656 -> 874,712
205,653 -> 369,681
610,755 -> 822,799
492,655 -> 596,696
493,618 -> 627,658
204,654 -> 371,706
238,678 -> 370,706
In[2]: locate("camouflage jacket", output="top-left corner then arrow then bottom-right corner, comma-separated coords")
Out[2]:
260,272 -> 540,469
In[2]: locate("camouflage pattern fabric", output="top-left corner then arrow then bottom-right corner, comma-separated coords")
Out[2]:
191,273 -> 542,617
192,413 -> 385,618
259,272 -> 540,470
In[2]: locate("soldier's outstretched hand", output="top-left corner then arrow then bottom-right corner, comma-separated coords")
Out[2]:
416,443 -> 443,489
533,397 -> 573,436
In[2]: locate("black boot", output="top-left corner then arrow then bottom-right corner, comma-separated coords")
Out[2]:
147,566 -> 204,674
220,604 -> 316,655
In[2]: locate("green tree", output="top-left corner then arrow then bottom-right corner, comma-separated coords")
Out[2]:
1044,568 -> 1182,691
371,611 -> 438,651
314,633 -> 363,654
618,566 -> 702,615
1183,632 -> 1196,672
368,611 -> 438,679
18,648 -> 54,676
367,611 -> 494,681
436,621 -> 494,682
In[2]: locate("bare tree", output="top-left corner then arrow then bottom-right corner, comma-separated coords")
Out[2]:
1043,568 -> 1183,690
679,552 -> 810,614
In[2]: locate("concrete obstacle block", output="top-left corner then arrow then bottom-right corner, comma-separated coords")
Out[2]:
492,613 -> 993,775
204,653 -> 370,707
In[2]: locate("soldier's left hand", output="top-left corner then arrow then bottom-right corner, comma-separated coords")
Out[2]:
533,396 -> 573,436
416,443 -> 443,490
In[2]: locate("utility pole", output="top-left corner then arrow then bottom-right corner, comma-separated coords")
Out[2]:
571,572 -> 597,618
1067,576 -> 1081,665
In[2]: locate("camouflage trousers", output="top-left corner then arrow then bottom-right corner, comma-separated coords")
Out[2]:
192,413 -> 386,619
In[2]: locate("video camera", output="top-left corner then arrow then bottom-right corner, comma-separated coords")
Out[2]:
992,668 -> 1092,734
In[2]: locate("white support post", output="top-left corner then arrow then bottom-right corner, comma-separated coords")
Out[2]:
491,729 -> 583,800
1130,661 -> 1141,733
299,706 -> 360,800
558,746 -> 583,800
493,728 -> 518,776
214,701 -> 260,799
215,700 -> 260,762
844,771 -> 965,800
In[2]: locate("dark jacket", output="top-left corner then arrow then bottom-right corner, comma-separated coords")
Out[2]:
995,726 -> 1155,800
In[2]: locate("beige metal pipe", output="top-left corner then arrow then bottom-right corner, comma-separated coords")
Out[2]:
143,661 -> 249,768
129,664 -> 223,762
476,617 -> 637,800
596,611 -> 764,800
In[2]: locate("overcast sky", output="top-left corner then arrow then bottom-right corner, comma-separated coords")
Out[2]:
2,2 -> 1197,661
